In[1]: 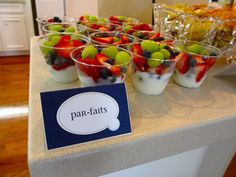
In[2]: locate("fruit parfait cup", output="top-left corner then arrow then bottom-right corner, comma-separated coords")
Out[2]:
173,40 -> 221,88
42,23 -> 86,35
128,40 -> 180,95
78,14 -> 108,26
70,45 -> 132,87
109,15 -> 139,26
123,22 -> 155,41
89,31 -> 136,48
86,22 -> 122,36
38,33 -> 90,83
36,16 -> 77,35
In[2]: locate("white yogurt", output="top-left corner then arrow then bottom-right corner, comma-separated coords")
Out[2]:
132,71 -> 172,95
173,70 -> 206,88
47,65 -> 78,83
77,69 -> 123,87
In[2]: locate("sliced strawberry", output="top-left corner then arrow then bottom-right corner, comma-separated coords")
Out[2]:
94,37 -> 114,44
132,23 -> 152,31
57,35 -> 71,45
110,66 -> 121,76
155,65 -> 165,75
132,44 -> 143,55
133,56 -> 148,71
149,32 -> 160,40
72,40 -> 84,47
55,42 -> 74,59
205,58 -> 216,70
47,18 -> 54,23
126,29 -> 135,35
195,63 -> 207,82
109,16 -> 118,22
94,53 -> 110,65
79,16 -> 85,21
121,34 -> 128,43
113,41 -> 123,45
98,26 -> 109,31
176,53 -> 189,74
91,23 -> 102,29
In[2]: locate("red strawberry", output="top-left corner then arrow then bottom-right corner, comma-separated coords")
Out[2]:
193,55 -> 204,63
95,53 -> 110,65
57,35 -> 71,45
47,18 -> 54,23
79,16 -> 85,21
113,41 -> 123,45
91,23 -> 102,29
133,44 -> 143,55
55,42 -> 74,59
133,56 -> 148,71
149,32 -> 160,40
94,37 -> 114,44
195,63 -> 207,82
109,16 -> 118,22
72,40 -> 84,47
121,34 -> 128,43
126,29 -> 135,35
176,53 -> 189,74
205,57 -> 216,70
132,23 -> 152,31
98,26 -> 109,31
155,65 -> 165,75
110,66 -> 121,76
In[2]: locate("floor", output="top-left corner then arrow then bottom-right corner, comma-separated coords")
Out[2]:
0,55 -> 235,177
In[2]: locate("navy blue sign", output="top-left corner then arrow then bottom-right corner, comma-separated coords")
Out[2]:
40,83 -> 131,150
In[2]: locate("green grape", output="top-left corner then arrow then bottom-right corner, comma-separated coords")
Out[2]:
115,51 -> 131,65
50,25 -> 63,32
101,46 -> 118,59
41,41 -> 54,56
113,36 -> 120,42
141,40 -> 159,53
50,35 -> 61,45
89,16 -> 98,22
187,44 -> 203,54
160,48 -> 171,59
65,26 -> 75,32
81,45 -> 97,59
117,16 -> 126,21
148,52 -> 164,68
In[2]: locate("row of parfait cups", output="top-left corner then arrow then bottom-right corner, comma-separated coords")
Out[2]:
37,16 -> 221,95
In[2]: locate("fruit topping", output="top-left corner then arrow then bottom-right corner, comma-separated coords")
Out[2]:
81,45 -> 98,59
141,40 -> 159,53
195,63 -> 207,82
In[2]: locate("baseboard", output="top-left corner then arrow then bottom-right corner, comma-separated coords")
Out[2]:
0,50 -> 29,57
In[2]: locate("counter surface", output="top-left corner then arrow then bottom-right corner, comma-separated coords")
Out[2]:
28,37 -> 236,177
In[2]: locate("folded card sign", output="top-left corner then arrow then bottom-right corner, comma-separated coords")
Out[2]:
40,83 -> 131,150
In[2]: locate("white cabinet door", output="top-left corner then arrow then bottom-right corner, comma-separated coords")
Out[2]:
0,14 -> 28,51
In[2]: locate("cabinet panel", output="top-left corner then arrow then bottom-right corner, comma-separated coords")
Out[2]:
0,15 -> 28,51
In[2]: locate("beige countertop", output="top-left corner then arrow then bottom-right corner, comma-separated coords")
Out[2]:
28,37 -> 236,177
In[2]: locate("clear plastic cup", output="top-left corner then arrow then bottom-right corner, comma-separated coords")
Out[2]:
89,31 -> 136,48
86,22 -> 122,35
172,40 -> 221,88
36,16 -> 77,35
70,44 -> 132,87
109,16 -> 139,26
128,42 -> 179,95
42,23 -> 86,35
122,22 -> 155,41
38,33 -> 90,83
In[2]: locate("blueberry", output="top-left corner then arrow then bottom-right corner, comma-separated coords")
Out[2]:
163,60 -> 172,67
47,53 -> 57,65
100,68 -> 111,79
59,29 -> 65,32
57,19 -> 62,23
173,50 -> 180,57
163,45 -> 170,50
138,33 -> 145,39
143,50 -> 151,58
99,33 -> 109,38
209,52 -> 217,56
168,48 -> 174,56
189,57 -> 197,67
53,16 -> 60,22
80,40 -> 87,44
157,76 -> 161,80
109,26 -> 116,31
106,59 -> 115,65
96,46 -> 103,52
154,37 -> 165,41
